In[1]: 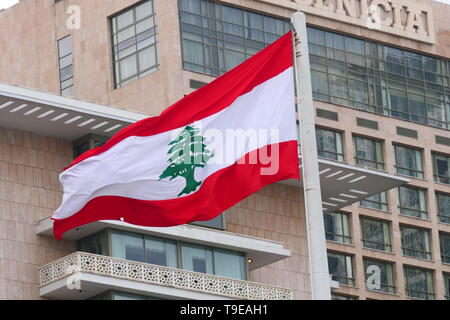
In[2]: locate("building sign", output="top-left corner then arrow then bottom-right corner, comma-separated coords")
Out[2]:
257,0 -> 435,44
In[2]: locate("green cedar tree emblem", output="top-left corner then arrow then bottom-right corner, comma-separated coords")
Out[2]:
159,125 -> 214,197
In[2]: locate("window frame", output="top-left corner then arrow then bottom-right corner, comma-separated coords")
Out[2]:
110,0 -> 159,88
327,251 -> 355,287
323,211 -> 352,245
436,192 -> 450,224
432,152 -> 450,185
404,265 -> 435,300
363,257 -> 396,294
352,135 -> 385,170
400,225 -> 432,260
397,185 -> 428,220
360,217 -> 392,252
316,127 -> 345,162
393,144 -> 424,179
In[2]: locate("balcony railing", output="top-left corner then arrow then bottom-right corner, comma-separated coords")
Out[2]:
39,252 -> 293,300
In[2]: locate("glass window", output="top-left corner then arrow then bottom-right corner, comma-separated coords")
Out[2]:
364,258 -> 395,294
213,248 -> 246,280
433,153 -> 450,184
144,236 -> 178,268
58,35 -> 74,96
444,273 -> 450,300
394,145 -> 424,178
404,266 -> 435,300
353,136 -> 384,170
360,217 -> 392,252
77,230 -> 109,256
111,230 -> 145,262
324,212 -> 351,245
308,26 -> 450,131
360,192 -> 388,211
397,186 -> 428,220
440,232 -> 450,264
111,0 -> 158,88
437,192 -> 450,224
401,226 -> 432,260
179,0 -> 289,76
181,243 -> 214,275
327,251 -> 354,286
316,128 -> 344,162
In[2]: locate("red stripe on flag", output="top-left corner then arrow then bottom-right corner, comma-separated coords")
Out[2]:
53,140 -> 299,239
66,32 -> 293,170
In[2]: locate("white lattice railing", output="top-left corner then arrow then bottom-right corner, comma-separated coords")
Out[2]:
39,252 -> 293,300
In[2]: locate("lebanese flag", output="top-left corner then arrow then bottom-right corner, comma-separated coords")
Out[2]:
52,32 -> 300,239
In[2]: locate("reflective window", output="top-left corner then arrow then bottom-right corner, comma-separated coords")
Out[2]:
58,35 -> 74,96
180,243 -> 246,280
404,266 -> 435,300
364,258 -> 395,294
397,186 -> 428,220
401,226 -> 432,260
327,251 -> 354,286
324,212 -> 351,245
308,27 -> 450,130
433,153 -> 450,185
360,217 -> 392,252
316,128 -> 344,162
353,136 -> 384,170
394,145 -> 424,179
111,0 -> 158,88
331,294 -> 357,300
440,232 -> 450,264
444,273 -> 450,300
437,192 -> 450,224
178,0 -> 289,76
360,192 -> 388,211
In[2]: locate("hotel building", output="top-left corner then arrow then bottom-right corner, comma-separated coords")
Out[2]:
0,0 -> 449,300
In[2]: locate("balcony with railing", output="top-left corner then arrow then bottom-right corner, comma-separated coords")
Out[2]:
39,252 -> 294,300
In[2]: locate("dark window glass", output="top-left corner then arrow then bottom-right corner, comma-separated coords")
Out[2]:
397,186 -> 428,220
316,128 -> 344,162
404,266 -> 435,300
360,217 -> 392,252
353,136 -> 384,170
440,232 -> 450,264
324,212 -> 351,245
437,192 -> 450,224
327,251 -> 354,286
360,192 -> 388,211
364,258 -> 395,294
394,145 -> 424,178
433,153 -> 450,184
401,226 -> 432,260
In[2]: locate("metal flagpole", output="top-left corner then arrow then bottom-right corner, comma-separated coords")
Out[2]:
291,12 -> 331,300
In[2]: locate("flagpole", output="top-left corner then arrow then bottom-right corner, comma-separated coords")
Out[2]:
291,12 -> 331,300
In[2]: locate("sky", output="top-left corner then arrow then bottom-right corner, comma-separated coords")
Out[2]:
1,0 -> 450,10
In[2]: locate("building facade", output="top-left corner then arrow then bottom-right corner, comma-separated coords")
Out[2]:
0,0 -> 449,300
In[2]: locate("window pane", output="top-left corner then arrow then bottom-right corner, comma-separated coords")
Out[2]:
181,243 -> 214,274
119,54 -> 138,80
213,249 -> 246,280
361,218 -> 391,252
364,258 -> 395,294
397,186 -> 427,219
327,252 -> 354,286
138,45 -> 157,71
144,236 -> 178,268
58,36 -> 72,57
401,226 -> 431,260
111,231 -> 145,262
437,193 -> 450,224
405,266 -> 435,300
324,212 -> 351,244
